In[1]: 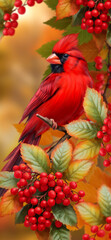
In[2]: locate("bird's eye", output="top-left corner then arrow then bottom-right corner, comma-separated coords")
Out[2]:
64,53 -> 68,57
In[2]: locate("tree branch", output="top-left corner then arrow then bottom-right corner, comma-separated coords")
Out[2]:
36,114 -> 71,158
102,43 -> 111,104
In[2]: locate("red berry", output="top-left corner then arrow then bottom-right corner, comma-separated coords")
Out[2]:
40,172 -> 48,178
97,73 -> 104,81
40,185 -> 48,192
35,207 -> 42,215
102,125 -> 108,133
36,0 -> 43,3
11,188 -> 18,195
97,229 -> 105,237
55,220 -> 62,228
57,191 -> 65,199
19,178 -> 27,187
100,14 -> 107,22
108,120 -> 111,129
13,165 -> 19,171
19,163 -> 26,170
38,216 -> 46,224
109,233 -> 111,239
55,186 -> 62,193
11,13 -> 19,20
43,211 -> 51,219
40,200 -> 47,208
56,198 -> 62,204
97,131 -> 103,139
78,191 -> 85,197
47,198 -> 55,207
25,215 -> 29,221
71,194 -> 79,202
18,6 -> 26,14
81,23 -> 86,30
28,208 -> 35,217
31,224 -> 37,231
26,198 -> 31,204
8,28 -> 15,36
24,189 -> 30,197
87,27 -> 94,33
37,223 -> 45,231
14,0 -> 22,7
4,13 -> 10,21
106,144 -> 111,152
31,198 -> 38,205
29,186 -> 36,194
48,174 -> 54,181
40,177 -> 48,185
23,172 -> 31,180
19,196 -> 26,202
70,181 -> 77,189
14,170 -> 22,179
63,186 -> 70,195
45,220 -> 51,228
105,223 -> 111,231
106,216 -> 111,223
102,22 -> 108,30
76,0 -> 83,5
55,172 -> 63,179
91,225 -> 98,233
103,160 -> 110,167
24,220 -> 30,227
85,11 -> 92,19
88,0 -> 95,8
27,0 -> 35,6
63,199 -> 70,206
29,217 -> 37,224
82,234 -> 90,240
5,21 -> 11,28
86,19 -> 93,27
95,56 -> 102,64
19,190 -> 24,197
34,180 -> 40,189
103,135 -> 110,143
57,179 -> 63,186
99,148 -> 106,156
97,3 -> 104,11
48,180 -> 56,187
104,1 -> 111,10
92,9 -> 99,18
95,19 -> 102,26
48,190 -> 56,199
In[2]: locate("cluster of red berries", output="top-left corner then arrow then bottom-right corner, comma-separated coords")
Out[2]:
97,117 -> 111,167
82,216 -> 111,239
11,163 -> 85,232
3,0 -> 43,36
76,0 -> 111,34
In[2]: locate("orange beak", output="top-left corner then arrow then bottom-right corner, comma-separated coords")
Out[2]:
47,53 -> 61,65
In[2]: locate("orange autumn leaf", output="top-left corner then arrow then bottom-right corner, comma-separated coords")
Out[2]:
93,31 -> 106,50
56,0 -> 80,20
67,208 -> 84,231
0,190 -> 22,217
79,39 -> 99,62
13,123 -> 26,134
89,167 -> 111,189
76,181 -> 97,203
39,129 -> 53,146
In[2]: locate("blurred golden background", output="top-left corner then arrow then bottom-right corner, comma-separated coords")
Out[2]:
0,3 -> 84,239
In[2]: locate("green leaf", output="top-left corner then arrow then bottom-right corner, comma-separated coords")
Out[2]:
72,7 -> 87,26
73,139 -> 100,160
98,185 -> 111,217
51,140 -> 72,173
83,88 -> 107,125
0,172 -> 18,189
37,40 -> 58,58
44,0 -> 58,10
52,204 -> 77,226
65,120 -> 98,139
63,25 -> 92,45
65,160 -> 93,182
88,62 -> 96,71
15,204 -> 31,224
44,16 -> 72,30
106,24 -> 111,47
21,144 -> 50,173
76,202 -> 103,226
50,224 -> 70,240
42,65 -> 51,80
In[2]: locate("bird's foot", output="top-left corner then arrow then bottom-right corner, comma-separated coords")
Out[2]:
50,119 -> 58,130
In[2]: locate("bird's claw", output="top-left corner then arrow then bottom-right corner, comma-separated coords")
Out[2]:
50,119 -> 58,129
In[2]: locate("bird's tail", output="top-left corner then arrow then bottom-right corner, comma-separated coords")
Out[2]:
0,133 -> 41,197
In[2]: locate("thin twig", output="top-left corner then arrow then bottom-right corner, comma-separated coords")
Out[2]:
36,114 -> 71,158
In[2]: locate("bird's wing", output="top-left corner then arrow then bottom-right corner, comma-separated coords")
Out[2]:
20,73 -> 61,123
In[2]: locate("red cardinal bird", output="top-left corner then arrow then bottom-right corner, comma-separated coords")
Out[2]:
0,34 -> 93,195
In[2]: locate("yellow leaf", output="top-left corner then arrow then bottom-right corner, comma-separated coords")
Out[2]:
65,160 -> 93,182
56,0 -> 80,20
21,144 -> 50,173
0,190 -> 22,217
73,139 -> 100,160
100,48 -> 108,60
13,123 -> 25,134
0,0 -> 15,11
76,202 -> 103,226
